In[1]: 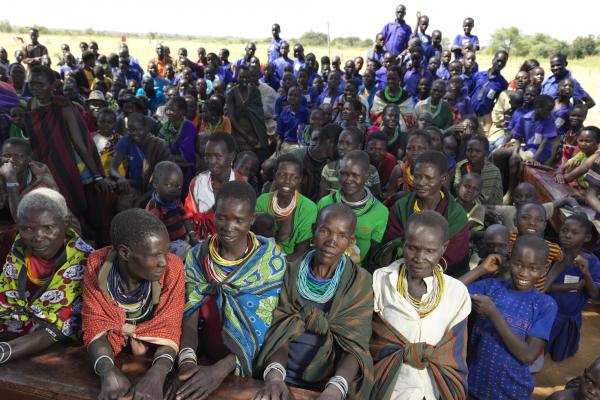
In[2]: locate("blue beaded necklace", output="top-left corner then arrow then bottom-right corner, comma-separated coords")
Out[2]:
297,250 -> 346,303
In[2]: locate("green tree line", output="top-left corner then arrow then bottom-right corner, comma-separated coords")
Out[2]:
489,27 -> 599,59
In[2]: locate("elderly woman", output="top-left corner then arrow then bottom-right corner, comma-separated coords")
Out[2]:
253,203 -> 374,400
371,211 -> 471,400
82,209 -> 185,400
0,188 -> 93,363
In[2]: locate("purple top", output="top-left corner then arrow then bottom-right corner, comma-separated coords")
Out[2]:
468,70 -> 508,116
403,67 -> 434,101
381,21 -> 412,55
512,109 -> 557,163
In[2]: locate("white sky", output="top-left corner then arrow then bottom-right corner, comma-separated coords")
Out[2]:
4,0 -> 597,44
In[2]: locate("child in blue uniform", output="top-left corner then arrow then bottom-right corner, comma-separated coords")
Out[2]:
464,235 -> 558,400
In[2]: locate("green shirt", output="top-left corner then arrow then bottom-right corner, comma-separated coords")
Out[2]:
256,192 -> 317,255
317,190 -> 389,264
320,160 -> 382,198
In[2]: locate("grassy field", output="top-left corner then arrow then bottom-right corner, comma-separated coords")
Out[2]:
2,32 -> 599,126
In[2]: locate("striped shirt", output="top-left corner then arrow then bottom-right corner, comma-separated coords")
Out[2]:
508,232 -> 563,291
454,160 -> 503,206
145,197 -> 189,241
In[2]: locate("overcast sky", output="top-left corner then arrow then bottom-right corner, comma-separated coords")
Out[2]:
5,0 -> 595,44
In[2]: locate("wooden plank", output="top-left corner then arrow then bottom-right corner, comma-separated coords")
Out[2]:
521,166 -> 598,232
0,345 -> 319,400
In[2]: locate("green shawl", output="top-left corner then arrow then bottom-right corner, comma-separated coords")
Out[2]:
255,254 -> 374,399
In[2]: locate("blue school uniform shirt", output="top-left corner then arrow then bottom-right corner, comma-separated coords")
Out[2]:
381,21 -> 412,55
469,71 -> 508,116
307,72 -> 322,87
277,104 -> 309,143
403,67 -> 434,101
260,75 -> 280,92
375,66 -> 388,89
452,34 -> 480,53
367,48 -> 386,64
293,58 -> 306,77
233,57 -> 250,79
268,37 -> 285,63
548,253 -> 600,318
424,44 -> 442,62
507,106 -> 529,131
552,103 -> 573,137
436,65 -> 450,80
274,57 -> 294,81
317,85 -> 343,107
114,69 -> 142,85
275,94 -> 308,120
467,278 -> 557,400
453,94 -> 473,117
541,70 -> 590,102
512,110 -> 557,163
115,135 -> 145,191
217,63 -> 233,85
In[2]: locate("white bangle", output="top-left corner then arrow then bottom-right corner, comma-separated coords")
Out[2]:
153,353 -> 175,372
0,342 -> 12,364
93,355 -> 114,375
326,375 -> 349,398
263,362 -> 286,381
177,347 -> 198,367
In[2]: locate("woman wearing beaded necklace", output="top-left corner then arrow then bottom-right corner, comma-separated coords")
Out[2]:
254,204 -> 374,400
383,150 -> 470,277
370,65 -> 413,127
256,154 -> 317,261
82,209 -> 185,400
413,79 -> 454,130
371,211 -> 471,400
170,181 -> 286,400
318,150 -> 388,268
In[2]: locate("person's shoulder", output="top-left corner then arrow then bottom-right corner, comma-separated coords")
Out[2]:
373,259 -> 401,284
533,289 -> 558,311
443,273 -> 471,298
298,194 -> 317,211
288,147 -> 307,160
166,252 -> 184,273
372,198 -> 390,216
316,192 -> 335,209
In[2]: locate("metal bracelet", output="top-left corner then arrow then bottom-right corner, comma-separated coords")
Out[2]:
152,353 -> 175,372
263,362 -> 286,382
93,355 -> 114,375
0,342 -> 12,364
326,375 -> 349,398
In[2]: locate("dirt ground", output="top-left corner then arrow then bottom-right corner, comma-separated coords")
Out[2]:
532,306 -> 600,399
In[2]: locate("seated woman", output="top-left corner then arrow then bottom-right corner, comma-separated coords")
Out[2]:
82,209 -> 185,400
171,181 -> 286,399
184,132 -> 245,240
413,79 -> 454,130
256,154 -> 317,261
0,188 -> 92,362
254,204 -> 374,400
0,138 -> 59,221
317,150 -> 389,267
384,150 -> 470,277
371,211 -> 471,400
370,65 -> 413,127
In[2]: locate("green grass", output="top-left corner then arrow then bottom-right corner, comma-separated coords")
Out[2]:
2,32 -> 598,126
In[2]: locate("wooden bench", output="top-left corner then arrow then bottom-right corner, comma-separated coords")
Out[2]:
0,345 -> 320,400
521,165 -> 598,232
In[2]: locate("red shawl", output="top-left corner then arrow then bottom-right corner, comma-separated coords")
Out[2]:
81,247 -> 185,355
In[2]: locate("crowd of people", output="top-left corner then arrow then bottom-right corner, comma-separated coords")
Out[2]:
0,4 -> 599,400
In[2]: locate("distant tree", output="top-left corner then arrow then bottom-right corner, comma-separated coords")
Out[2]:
570,35 -> 598,59
0,20 -> 13,32
490,27 -> 524,55
521,33 -> 568,59
299,31 -> 328,46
